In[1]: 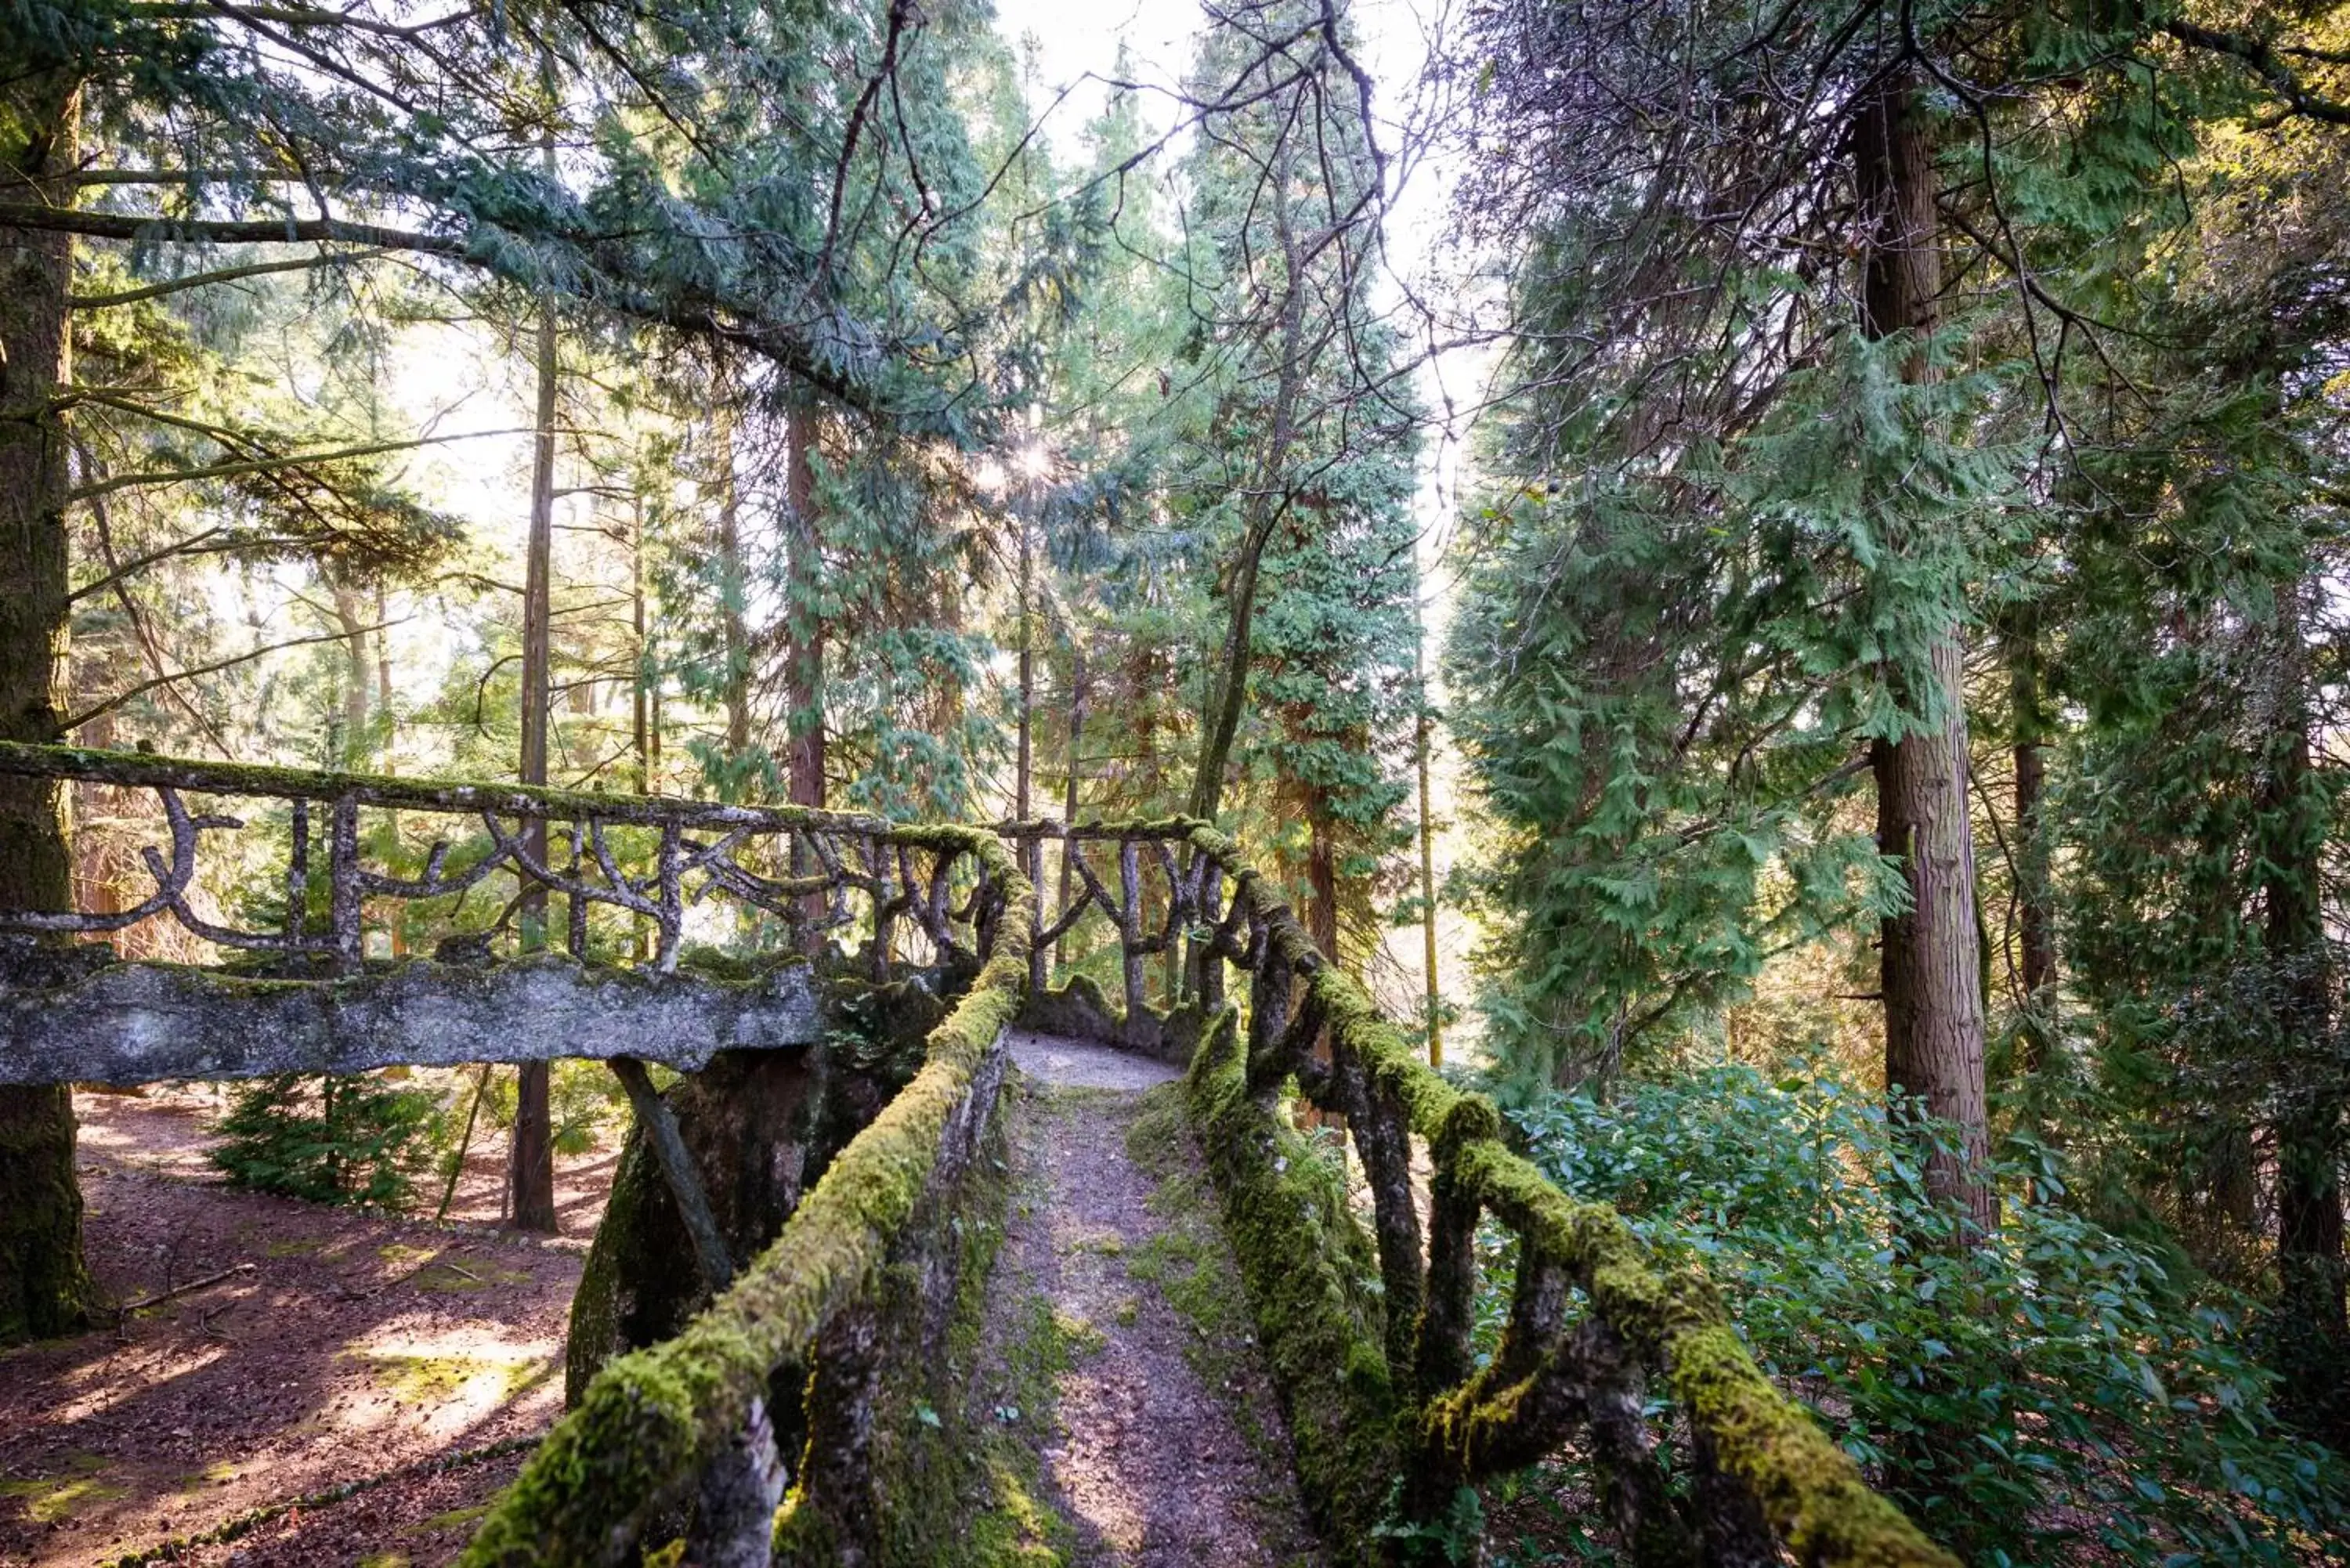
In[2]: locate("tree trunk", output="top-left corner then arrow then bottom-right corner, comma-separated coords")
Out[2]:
1058,644 -> 1086,930
1414,576 -> 1442,1067
0,69 -> 96,1342
2258,588 -> 2348,1413
784,403 -> 825,811
1188,142 -> 1306,825
508,294 -> 560,1235
1015,486 -> 1033,822
2007,609 -> 2054,1035
1856,70 -> 1995,1244
714,396 -> 751,776
2005,605 -> 2058,1173
331,583 -> 371,768
1307,794 -> 1340,963
375,586 -> 396,768
633,496 -> 653,794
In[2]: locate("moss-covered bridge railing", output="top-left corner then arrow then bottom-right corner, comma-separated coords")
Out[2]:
1000,816 -> 1958,1568
0,742 -> 1951,1566
0,739 -> 1032,1563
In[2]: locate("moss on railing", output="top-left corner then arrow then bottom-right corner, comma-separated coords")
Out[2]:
457,828 -> 1032,1566
1182,1007 -> 1401,1564
1174,822 -> 1958,1568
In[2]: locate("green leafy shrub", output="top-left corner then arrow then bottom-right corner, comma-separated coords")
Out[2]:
1500,1064 -> 2350,1566
210,1073 -> 438,1207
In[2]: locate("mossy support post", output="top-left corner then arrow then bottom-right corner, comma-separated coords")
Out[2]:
608,1054 -> 736,1293
1010,817 -> 1959,1568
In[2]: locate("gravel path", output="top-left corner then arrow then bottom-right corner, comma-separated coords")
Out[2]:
990,1034 -> 1321,1567
1005,1030 -> 1181,1093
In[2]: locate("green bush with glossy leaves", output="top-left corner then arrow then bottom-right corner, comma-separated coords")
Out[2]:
1502,1064 -> 2349,1566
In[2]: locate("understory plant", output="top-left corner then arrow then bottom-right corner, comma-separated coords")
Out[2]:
1500,1064 -> 2350,1566
210,1072 -> 437,1207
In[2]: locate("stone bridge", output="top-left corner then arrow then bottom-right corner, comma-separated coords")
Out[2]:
0,741 -> 1954,1567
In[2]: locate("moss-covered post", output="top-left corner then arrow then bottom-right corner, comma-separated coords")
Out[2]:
0,64 -> 96,1345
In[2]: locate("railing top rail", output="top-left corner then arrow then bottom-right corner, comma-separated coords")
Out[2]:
0,741 -> 942,840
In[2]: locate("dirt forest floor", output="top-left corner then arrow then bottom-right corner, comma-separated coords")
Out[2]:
0,1087 -> 618,1568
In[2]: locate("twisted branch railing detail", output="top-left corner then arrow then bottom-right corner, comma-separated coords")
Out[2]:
0,742 -> 974,978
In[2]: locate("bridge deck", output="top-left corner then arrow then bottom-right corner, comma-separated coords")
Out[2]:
980,1031 -> 1321,1566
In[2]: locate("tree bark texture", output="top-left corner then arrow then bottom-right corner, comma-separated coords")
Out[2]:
784,402 -> 826,812
1414,590 -> 1442,1066
0,68 -> 96,1342
2005,605 -> 2059,1169
713,393 -> 751,770
2257,589 -> 2348,1405
508,294 -> 560,1234
1856,69 -> 1996,1243
331,582 -> 371,768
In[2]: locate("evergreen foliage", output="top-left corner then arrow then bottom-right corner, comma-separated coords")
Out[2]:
210,1073 -> 436,1209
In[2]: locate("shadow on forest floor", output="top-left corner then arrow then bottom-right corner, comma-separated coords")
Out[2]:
0,1089 -> 616,1568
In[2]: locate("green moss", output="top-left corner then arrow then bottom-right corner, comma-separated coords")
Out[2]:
176,1460 -> 237,1493
0,1454 -> 127,1523
401,1501 -> 493,1535
951,1291 -> 1088,1568
967,1448 -> 1069,1568
352,1349 -> 555,1406
461,832 -> 1034,1566
1174,1009 -> 1401,1566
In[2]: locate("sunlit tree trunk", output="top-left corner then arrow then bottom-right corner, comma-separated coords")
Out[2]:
1058,643 -> 1086,932
331,582 -> 371,768
784,403 -> 825,811
1188,143 -> 1304,826
1413,573 -> 1442,1066
1856,70 -> 1995,1245
633,494 -> 653,795
713,392 -> 751,779
508,292 -> 560,1234
0,69 -> 96,1342
1015,489 -> 1033,823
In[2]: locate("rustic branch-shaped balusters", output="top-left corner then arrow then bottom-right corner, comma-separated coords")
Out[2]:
1136,829 -> 1936,1567
0,746 -> 997,985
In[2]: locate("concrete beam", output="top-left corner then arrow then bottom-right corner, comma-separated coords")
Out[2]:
0,940 -> 822,1086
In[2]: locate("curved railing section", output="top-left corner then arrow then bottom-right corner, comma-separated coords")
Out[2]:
1007,817 -> 1956,1568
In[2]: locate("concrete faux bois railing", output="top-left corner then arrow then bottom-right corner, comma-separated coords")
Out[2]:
0,742 -> 1953,1568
